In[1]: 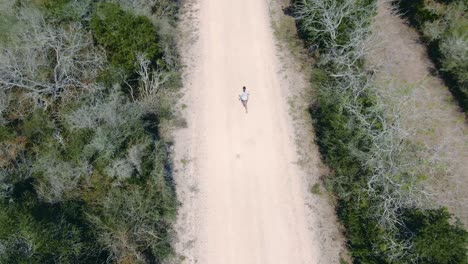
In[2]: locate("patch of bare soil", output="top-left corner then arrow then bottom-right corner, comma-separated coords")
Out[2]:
367,1 -> 468,224
169,0 -> 201,263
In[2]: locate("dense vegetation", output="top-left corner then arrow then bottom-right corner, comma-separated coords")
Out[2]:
293,0 -> 467,263
0,0 -> 180,263
397,0 -> 468,111
91,2 -> 163,73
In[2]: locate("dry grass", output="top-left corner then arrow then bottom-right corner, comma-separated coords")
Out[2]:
168,1 -> 202,263
367,1 -> 468,225
269,0 -> 314,73
0,136 -> 26,167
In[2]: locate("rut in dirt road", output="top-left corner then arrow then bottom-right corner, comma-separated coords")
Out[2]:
182,0 -> 321,263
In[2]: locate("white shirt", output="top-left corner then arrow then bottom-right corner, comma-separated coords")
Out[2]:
240,91 -> 249,101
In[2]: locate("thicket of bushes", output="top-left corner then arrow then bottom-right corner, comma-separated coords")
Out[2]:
294,0 -> 467,263
0,0 -> 180,263
397,0 -> 468,111
91,2 -> 163,73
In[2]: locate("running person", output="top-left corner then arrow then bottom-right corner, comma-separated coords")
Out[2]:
239,86 -> 249,113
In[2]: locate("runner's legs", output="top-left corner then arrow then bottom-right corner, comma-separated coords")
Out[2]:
241,100 -> 248,113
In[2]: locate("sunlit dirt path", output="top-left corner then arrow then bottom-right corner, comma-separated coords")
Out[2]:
183,0 -> 320,263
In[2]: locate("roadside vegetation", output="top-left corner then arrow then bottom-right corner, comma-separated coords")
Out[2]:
0,0 -> 180,263
293,0 -> 467,263
396,0 -> 468,111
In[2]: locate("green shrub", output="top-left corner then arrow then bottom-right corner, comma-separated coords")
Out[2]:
36,0 -> 68,10
397,0 -> 441,28
402,208 -> 468,264
0,6 -> 17,43
311,183 -> 322,194
34,0 -> 92,23
90,2 -> 162,74
0,125 -> 15,141
22,109 -> 56,145
63,128 -> 95,162
0,188 -> 103,263
338,198 -> 388,263
89,142 -> 177,263
64,94 -> 157,169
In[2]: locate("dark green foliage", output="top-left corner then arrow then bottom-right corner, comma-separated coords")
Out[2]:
16,0 -> 89,23
0,125 -> 15,141
0,10 -> 17,42
338,198 -> 386,264
38,0 -> 70,20
63,128 -> 94,162
402,208 -> 468,264
91,2 -> 162,74
22,109 -> 56,145
0,185 -> 104,263
314,90 -> 367,176
312,74 -> 392,263
397,0 -> 439,27
397,0 -> 468,111
36,0 -> 68,11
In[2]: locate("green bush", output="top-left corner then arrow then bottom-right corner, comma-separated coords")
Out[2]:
22,109 -> 56,145
0,125 -> 15,141
36,0 -> 68,10
0,187 -> 104,263
91,2 -> 162,74
17,0 -> 91,24
338,198 -> 387,263
90,145 -> 177,262
63,128 -> 95,162
402,208 -> 468,263
0,7 -> 17,42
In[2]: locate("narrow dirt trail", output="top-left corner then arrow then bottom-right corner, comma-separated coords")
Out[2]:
183,0 -> 319,263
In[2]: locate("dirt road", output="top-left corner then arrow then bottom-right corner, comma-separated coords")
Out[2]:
180,0 -> 319,263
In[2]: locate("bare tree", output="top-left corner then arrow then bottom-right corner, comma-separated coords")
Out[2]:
135,54 -> 169,102
295,0 -> 374,49
0,8 -> 104,107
